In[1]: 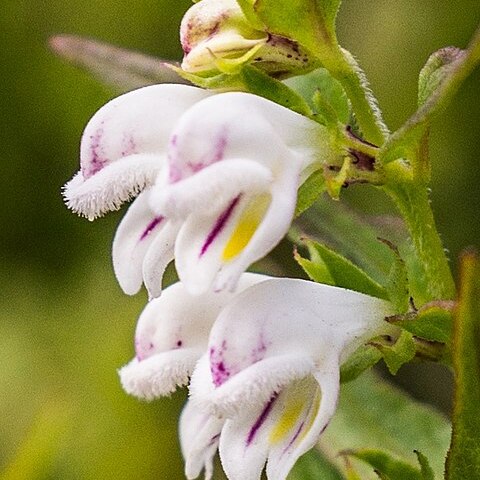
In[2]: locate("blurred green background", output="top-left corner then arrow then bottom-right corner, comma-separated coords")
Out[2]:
1,0 -> 479,478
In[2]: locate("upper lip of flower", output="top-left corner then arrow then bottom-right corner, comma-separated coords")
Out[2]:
188,278 -> 392,480
118,272 -> 269,401
65,83 -> 328,297
147,91 -> 326,296
63,84 -> 212,221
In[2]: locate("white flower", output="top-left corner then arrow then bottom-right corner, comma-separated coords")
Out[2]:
189,278 -> 392,480
119,272 -> 267,400
64,84 -> 331,298
63,84 -> 212,297
118,273 -> 269,480
149,92 -> 331,295
63,84 -> 211,220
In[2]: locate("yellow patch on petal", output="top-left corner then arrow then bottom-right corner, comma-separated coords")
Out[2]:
222,193 -> 270,261
269,397 -> 305,445
269,385 -> 321,446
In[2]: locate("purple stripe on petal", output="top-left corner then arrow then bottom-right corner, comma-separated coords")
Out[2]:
207,433 -> 221,447
283,421 -> 305,454
246,393 -> 278,447
200,195 -> 240,257
140,216 -> 164,241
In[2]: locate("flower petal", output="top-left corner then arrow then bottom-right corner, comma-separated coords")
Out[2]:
265,365 -> 340,480
142,220 -> 180,299
218,399 -> 273,480
213,166 -> 299,292
173,191 -> 273,295
151,159 -> 272,219
190,353 -> 315,417
119,348 -> 199,400
217,377 -> 323,480
119,274 -> 269,400
64,154 -> 161,220
112,189 -> 168,295
179,400 -> 224,480
64,84 -> 211,219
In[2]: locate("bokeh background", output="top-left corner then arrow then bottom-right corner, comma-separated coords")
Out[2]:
1,0 -> 479,478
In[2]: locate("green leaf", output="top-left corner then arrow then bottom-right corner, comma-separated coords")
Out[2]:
239,66 -> 313,115
288,448 -> 345,480
294,244 -> 334,285
414,450 -> 435,480
236,0 -> 264,29
320,371 -> 451,480
445,250 -> 480,479
382,240 -> 410,313
253,0 -> 340,57
379,25 -> 480,164
340,345 -> 382,383
298,240 -> 389,299
343,449 -> 422,480
293,196 -> 406,287
295,170 -> 326,217
285,68 -> 350,124
388,302 -> 454,343
373,330 -> 416,375
170,67 -> 245,90
417,47 -> 465,107
49,35 -> 189,93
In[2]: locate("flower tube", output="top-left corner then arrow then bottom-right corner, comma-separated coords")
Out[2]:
189,278 -> 392,480
150,92 -> 334,295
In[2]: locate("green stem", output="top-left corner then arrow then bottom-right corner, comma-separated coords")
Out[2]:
324,47 -> 388,147
384,165 -> 456,303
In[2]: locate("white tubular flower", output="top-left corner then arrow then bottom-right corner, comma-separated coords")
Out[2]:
64,84 -> 211,220
119,272 -> 268,480
189,279 -> 392,480
119,272 -> 267,401
179,400 -> 224,480
150,92 -> 332,295
63,84 -> 212,297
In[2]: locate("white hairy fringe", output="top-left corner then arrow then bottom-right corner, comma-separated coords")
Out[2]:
151,159 -> 272,219
63,155 -> 161,220
119,349 -> 199,401
190,354 -> 315,418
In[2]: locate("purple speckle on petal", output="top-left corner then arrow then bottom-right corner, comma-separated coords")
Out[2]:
210,340 -> 231,386
176,340 -> 183,348
200,195 -> 240,257
84,126 -> 108,178
246,393 -> 278,446
212,131 -> 228,163
120,133 -> 137,157
250,333 -> 269,363
135,338 -> 154,361
139,216 -> 164,241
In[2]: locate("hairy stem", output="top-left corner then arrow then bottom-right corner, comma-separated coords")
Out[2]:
384,164 -> 456,303
324,48 -> 388,147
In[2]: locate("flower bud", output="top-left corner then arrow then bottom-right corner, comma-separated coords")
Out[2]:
180,0 -> 316,78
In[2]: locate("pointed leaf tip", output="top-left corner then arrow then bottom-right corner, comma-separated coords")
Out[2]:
49,34 -> 189,92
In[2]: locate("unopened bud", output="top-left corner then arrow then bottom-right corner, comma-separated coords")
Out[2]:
180,0 -> 316,78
